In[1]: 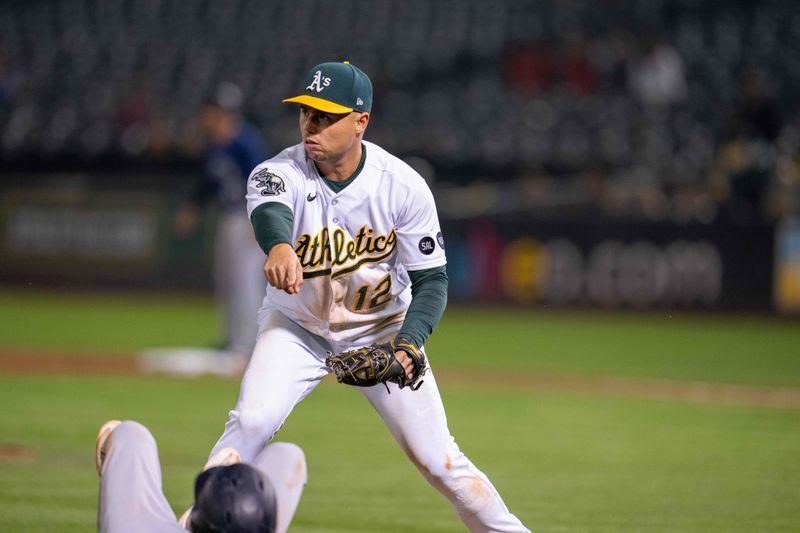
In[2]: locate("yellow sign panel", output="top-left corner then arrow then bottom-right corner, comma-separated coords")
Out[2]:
775,218 -> 800,313
499,238 -> 549,303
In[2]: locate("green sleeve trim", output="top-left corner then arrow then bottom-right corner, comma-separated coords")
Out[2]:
397,265 -> 448,348
250,202 -> 294,254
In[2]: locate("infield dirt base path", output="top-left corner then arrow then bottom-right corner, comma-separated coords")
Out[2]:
2,348 -> 800,409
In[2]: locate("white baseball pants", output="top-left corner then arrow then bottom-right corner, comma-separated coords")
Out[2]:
211,308 -> 530,533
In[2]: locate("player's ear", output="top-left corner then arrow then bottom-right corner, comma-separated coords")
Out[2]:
354,112 -> 369,135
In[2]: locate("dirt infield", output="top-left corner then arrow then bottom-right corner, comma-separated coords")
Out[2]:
0,348 -> 139,374
2,348 -> 800,409
0,445 -> 36,462
439,370 -> 800,409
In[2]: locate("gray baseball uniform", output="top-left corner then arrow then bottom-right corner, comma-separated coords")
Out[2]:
98,421 -> 306,533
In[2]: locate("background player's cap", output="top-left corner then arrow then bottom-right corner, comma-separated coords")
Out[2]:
283,61 -> 372,114
204,81 -> 244,114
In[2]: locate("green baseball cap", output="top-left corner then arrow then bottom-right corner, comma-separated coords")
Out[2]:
283,61 -> 372,114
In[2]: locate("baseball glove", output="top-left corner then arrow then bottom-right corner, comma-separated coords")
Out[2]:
325,338 -> 427,392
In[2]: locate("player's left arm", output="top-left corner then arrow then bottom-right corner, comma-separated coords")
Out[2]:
394,266 -> 448,379
393,181 -> 448,379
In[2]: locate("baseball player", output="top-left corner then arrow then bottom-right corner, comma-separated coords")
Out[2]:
173,82 -> 270,370
95,420 -> 307,533
209,61 -> 530,532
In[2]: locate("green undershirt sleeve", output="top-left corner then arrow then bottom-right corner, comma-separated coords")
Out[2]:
250,202 -> 294,254
397,265 -> 448,348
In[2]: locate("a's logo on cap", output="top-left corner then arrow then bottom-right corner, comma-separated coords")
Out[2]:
307,70 -> 331,93
356,97 -> 364,106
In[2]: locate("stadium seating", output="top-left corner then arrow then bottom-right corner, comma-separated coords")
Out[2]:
1,0 -> 798,220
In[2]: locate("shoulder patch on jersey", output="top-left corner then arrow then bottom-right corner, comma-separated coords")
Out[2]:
251,168 -> 286,196
436,231 -> 445,249
418,236 -> 435,255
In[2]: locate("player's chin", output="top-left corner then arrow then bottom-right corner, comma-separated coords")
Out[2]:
303,144 -> 327,161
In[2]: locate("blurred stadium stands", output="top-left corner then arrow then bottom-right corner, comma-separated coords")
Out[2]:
2,0 -> 800,312
1,0 -> 799,223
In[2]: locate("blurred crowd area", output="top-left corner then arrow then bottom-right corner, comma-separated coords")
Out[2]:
1,0 -> 799,224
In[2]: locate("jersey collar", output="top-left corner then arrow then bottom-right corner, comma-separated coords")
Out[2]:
316,143 -> 367,193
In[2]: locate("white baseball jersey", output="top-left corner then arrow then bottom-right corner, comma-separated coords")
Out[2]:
246,140 -> 446,344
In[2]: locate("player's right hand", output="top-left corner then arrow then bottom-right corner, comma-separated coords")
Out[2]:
264,243 -> 304,295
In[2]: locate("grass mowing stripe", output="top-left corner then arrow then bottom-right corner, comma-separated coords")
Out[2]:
428,308 -> 800,387
1,290 -> 220,353
4,289 -> 800,386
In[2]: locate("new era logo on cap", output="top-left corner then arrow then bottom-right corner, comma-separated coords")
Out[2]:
283,61 -> 373,114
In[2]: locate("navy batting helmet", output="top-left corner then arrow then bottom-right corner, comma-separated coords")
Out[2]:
190,463 -> 277,533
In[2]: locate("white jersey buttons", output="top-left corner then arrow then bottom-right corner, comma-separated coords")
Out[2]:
332,217 -> 339,223
332,199 -> 339,205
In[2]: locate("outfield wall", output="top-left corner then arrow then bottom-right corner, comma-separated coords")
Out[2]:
2,173 -> 798,313
0,173 -> 213,290
441,217 -> 773,310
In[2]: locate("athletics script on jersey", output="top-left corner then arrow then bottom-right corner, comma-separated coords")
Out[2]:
297,225 -> 396,280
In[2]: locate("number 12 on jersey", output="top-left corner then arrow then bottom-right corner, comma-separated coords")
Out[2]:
353,274 -> 392,311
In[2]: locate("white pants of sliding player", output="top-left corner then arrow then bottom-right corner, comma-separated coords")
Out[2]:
98,420 -> 306,533
211,308 -> 530,533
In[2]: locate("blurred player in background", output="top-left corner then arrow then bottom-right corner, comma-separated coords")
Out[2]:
144,82 -> 270,376
96,420 -> 306,533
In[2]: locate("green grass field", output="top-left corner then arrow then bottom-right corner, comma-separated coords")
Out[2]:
1,289 -> 799,532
